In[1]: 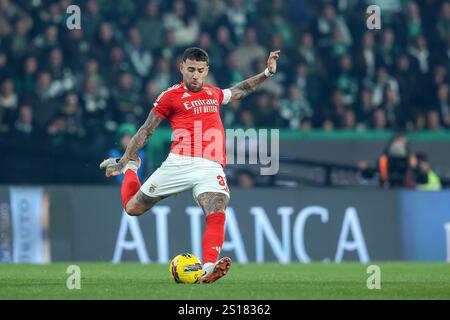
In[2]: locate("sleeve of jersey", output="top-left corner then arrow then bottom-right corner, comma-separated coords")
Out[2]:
219,88 -> 231,105
152,91 -> 172,120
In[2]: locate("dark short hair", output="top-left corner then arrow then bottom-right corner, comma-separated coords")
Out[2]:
182,47 -> 209,65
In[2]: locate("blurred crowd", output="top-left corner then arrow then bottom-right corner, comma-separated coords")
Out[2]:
1,0 -> 450,183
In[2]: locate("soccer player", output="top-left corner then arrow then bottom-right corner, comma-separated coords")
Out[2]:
100,47 -> 280,283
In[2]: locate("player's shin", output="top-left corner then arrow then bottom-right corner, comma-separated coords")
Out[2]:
121,169 -> 141,209
202,212 -> 226,268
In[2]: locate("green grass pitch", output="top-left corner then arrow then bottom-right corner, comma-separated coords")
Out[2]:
0,263 -> 449,300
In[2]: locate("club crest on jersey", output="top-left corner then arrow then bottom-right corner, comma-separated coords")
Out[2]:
205,88 -> 213,95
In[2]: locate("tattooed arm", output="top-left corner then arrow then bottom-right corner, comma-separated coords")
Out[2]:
229,50 -> 280,101
120,110 -> 162,162
104,110 -> 162,177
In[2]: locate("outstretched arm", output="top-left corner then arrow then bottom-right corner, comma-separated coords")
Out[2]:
228,50 -> 280,101
121,110 -> 162,163
104,110 -> 162,177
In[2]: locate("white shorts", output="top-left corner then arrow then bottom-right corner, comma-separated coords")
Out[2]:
140,153 -> 230,201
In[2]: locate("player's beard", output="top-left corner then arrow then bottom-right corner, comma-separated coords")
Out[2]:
185,80 -> 203,92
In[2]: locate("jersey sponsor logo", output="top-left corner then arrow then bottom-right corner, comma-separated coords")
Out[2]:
182,98 -> 219,111
181,92 -> 191,99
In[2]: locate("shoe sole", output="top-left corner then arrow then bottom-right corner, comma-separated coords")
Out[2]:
199,257 -> 232,284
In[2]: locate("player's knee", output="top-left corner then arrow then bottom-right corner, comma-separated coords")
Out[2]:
211,193 -> 229,212
125,203 -> 144,216
219,195 -> 229,209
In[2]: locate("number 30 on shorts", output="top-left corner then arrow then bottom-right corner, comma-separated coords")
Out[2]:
217,175 -> 229,192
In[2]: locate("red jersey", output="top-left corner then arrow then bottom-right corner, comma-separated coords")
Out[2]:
152,82 -> 230,166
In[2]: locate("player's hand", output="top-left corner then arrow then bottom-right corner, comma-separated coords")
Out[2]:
267,50 -> 281,75
99,157 -> 126,177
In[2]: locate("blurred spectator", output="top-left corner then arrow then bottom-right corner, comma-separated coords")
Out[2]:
125,27 -> 153,78
413,111 -> 427,131
410,152 -> 442,191
90,22 -> 118,63
61,92 -> 84,136
378,29 -> 398,72
217,51 -> 245,87
382,86 -> 403,129
33,24 -> 59,53
163,0 -> 200,48
373,108 -> 388,131
334,54 -> 359,105
394,53 -> 418,114
427,109 -> 442,131
437,1 -> 450,45
316,4 -> 352,45
37,1 -> 64,26
32,71 -> 59,128
358,133 -> 412,188
103,46 -> 131,88
7,17 -> 32,63
137,0 -> 165,52
233,27 -> 266,76
342,108 -> 357,130
436,84 -> 450,128
215,25 -> 236,58
111,72 -> 141,127
0,78 -> 18,125
280,84 -> 312,129
12,104 -> 39,137
61,28 -> 89,71
197,0 -> 227,28
322,118 -> 335,131
152,57 -> 173,93
371,67 -> 400,108
46,47 -> 76,96
7,104 -> 44,158
296,32 -> 324,77
354,31 -> 377,80
140,80 -> 160,108
217,0 -> 250,42
0,52 -> 13,79
221,99 -> 241,129
235,169 -> 255,188
408,35 -> 431,76
251,91 -> 283,128
404,1 -> 424,43
238,109 -> 256,129
293,62 -> 321,108
157,29 -> 180,61
47,113 -> 68,137
17,55 -> 39,94
83,0 -> 102,41
82,77 -> 109,129
108,123 -> 145,184
328,89 -> 348,126
355,88 -> 375,129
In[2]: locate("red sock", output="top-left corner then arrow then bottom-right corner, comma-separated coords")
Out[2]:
121,170 -> 141,209
202,212 -> 226,264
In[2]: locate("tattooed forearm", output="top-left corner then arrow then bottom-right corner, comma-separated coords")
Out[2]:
121,110 -> 162,164
197,192 -> 229,214
229,72 -> 267,100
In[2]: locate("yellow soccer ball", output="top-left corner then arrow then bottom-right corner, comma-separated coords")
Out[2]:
169,253 -> 203,284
